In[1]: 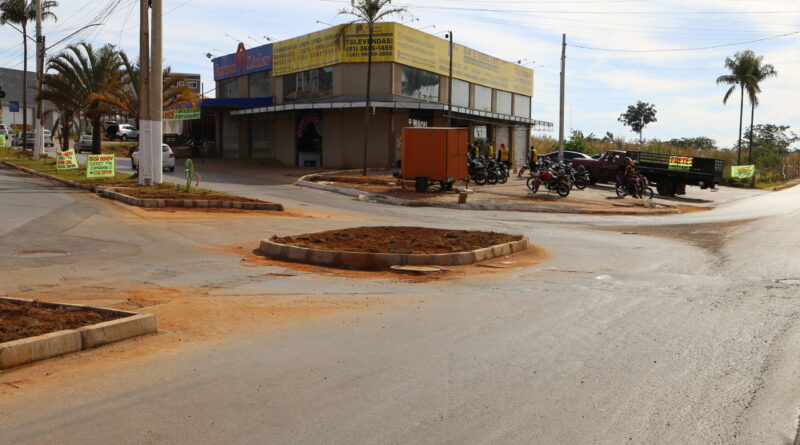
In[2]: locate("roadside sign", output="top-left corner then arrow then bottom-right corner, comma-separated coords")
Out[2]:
0,134 -> 5,149
56,149 -> 78,170
9,101 -> 19,112
731,165 -> 755,179
668,155 -> 692,171
86,154 -> 115,178
163,108 -> 200,121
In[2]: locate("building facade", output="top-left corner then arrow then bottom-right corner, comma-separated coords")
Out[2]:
209,23 -> 548,168
0,68 -> 56,131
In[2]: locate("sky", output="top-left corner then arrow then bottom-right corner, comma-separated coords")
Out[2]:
0,0 -> 798,149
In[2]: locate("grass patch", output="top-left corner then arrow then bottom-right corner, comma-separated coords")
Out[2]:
0,148 -> 137,187
100,141 -> 138,157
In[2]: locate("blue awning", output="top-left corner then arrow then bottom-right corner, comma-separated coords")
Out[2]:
201,97 -> 273,108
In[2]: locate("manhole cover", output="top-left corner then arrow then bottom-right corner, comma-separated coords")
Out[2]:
777,279 -> 800,285
12,250 -> 68,258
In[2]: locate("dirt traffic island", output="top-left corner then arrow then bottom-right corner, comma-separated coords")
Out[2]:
0,299 -> 123,343
260,226 -> 529,270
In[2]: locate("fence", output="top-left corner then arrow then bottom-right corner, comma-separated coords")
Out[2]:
755,164 -> 800,183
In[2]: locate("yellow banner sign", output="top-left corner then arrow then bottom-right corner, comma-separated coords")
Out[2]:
731,165 -> 755,178
56,149 -> 78,170
272,23 -> 534,96
668,156 -> 692,171
86,154 -> 115,178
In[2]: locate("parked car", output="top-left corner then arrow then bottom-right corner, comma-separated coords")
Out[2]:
12,130 -> 54,147
131,144 -> 176,172
538,151 -> 592,162
75,135 -> 94,153
0,124 -> 9,139
106,123 -> 139,141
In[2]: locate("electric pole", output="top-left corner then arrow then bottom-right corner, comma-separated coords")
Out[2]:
447,31 -> 453,126
33,0 -> 43,160
139,0 -> 152,185
558,33 -> 566,162
150,0 -> 163,184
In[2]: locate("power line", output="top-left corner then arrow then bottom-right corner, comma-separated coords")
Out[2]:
570,30 -> 800,52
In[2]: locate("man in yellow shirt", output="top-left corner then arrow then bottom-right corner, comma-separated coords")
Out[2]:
498,143 -> 510,167
487,141 -> 495,160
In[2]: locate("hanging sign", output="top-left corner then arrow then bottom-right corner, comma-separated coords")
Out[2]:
668,155 -> 693,171
164,108 -> 201,121
730,165 -> 755,179
56,149 -> 78,169
0,134 -> 5,149
86,154 -> 115,178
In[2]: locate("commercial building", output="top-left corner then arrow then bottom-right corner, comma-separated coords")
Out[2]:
0,67 -> 56,131
208,22 -> 549,168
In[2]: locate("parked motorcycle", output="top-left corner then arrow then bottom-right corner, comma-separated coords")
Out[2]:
527,168 -> 571,197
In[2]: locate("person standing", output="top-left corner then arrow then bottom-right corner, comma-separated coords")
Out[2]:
487,141 -> 495,160
530,145 -> 538,164
498,143 -> 510,168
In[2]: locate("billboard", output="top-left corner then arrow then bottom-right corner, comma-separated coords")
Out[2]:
213,42 -> 273,81
270,23 -> 533,96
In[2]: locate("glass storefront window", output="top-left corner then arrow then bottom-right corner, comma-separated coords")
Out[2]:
451,78 -> 469,107
474,85 -> 491,111
514,94 -> 531,117
219,77 -> 238,99
496,90 -> 512,115
249,70 -> 272,98
401,66 -> 440,102
283,67 -> 333,102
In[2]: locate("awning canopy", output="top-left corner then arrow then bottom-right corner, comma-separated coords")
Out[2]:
201,97 -> 274,109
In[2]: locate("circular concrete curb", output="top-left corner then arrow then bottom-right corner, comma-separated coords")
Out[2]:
258,237 -> 529,270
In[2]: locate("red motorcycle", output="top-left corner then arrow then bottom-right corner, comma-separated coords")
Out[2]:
616,173 -> 654,199
527,168 -> 571,197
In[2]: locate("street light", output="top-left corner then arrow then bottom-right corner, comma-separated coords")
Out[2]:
315,20 -> 334,27
224,34 -> 242,44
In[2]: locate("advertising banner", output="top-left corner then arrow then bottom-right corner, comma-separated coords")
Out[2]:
668,155 -> 693,171
730,165 -> 755,178
164,108 -> 201,121
0,134 -> 5,149
213,42 -> 273,81
86,154 -> 115,178
56,149 -> 78,170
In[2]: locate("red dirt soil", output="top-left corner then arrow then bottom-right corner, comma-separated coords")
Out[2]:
0,300 -> 124,343
271,226 -> 522,254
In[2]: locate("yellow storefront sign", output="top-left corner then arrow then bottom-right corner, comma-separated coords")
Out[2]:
731,165 -> 755,178
56,149 -> 78,170
668,155 -> 692,171
86,154 -> 115,178
272,22 -> 534,96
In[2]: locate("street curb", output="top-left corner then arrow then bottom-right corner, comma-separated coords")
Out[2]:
295,175 -> 680,215
258,237 -> 529,270
0,160 -> 284,211
98,188 -> 284,211
0,297 -> 157,370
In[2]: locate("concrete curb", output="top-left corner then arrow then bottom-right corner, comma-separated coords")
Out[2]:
295,174 -> 681,215
259,237 -> 529,270
0,297 -> 157,370
98,188 -> 284,211
0,160 -> 284,211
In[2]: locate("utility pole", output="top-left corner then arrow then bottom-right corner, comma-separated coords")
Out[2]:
558,33 -> 566,162
447,30 -> 453,126
33,0 -> 43,160
139,0 -> 152,185
150,0 -> 163,184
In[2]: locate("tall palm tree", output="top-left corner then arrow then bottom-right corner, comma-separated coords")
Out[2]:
93,50 -> 199,130
716,50 -> 757,165
339,0 -> 406,175
0,0 -> 57,149
45,42 -> 122,154
743,55 -> 777,164
39,70 -> 80,150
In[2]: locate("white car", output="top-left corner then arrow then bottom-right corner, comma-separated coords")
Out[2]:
75,135 -> 94,153
131,144 -> 176,172
13,130 -> 54,147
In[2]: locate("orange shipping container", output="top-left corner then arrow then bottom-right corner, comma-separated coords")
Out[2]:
401,127 -> 469,183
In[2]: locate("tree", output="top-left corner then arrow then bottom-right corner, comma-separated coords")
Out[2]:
39,70 -> 80,150
668,137 -> 717,151
742,54 -> 776,164
339,0 -> 406,175
92,50 -> 199,130
45,42 -> 122,154
716,50 -> 758,164
618,101 -> 657,143
0,0 -> 58,149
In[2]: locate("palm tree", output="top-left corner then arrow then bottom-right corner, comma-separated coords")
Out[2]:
39,70 -> 80,150
339,0 -> 406,175
45,42 -> 122,154
716,50 -> 757,165
743,55 -> 776,164
0,0 -> 57,149
92,50 -> 199,130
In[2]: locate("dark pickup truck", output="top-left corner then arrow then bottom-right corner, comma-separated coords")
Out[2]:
572,150 -> 725,196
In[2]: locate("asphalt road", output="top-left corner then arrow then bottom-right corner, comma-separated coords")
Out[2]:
1,165 -> 799,445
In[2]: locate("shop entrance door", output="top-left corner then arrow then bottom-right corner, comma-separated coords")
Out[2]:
296,113 -> 322,167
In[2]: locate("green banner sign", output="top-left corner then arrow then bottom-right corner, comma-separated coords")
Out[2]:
731,165 -> 755,179
163,108 -> 200,121
56,149 -> 79,169
86,154 -> 115,178
668,155 -> 693,171
0,134 -> 5,149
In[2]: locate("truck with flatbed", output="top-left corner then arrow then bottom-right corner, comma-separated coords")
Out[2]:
571,150 -> 725,196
